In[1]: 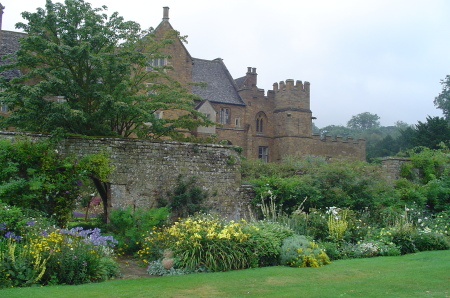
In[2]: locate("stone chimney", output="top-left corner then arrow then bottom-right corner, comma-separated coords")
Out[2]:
163,7 -> 169,21
246,67 -> 257,88
0,3 -> 4,31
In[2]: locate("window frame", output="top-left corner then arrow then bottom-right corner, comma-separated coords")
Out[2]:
258,146 -> 269,162
220,108 -> 230,125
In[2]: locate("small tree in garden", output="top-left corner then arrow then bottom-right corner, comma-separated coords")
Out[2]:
0,137 -> 113,226
0,0 -> 213,138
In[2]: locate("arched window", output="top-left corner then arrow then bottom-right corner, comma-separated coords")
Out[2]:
256,112 -> 266,134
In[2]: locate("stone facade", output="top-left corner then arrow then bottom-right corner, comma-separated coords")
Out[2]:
153,7 -> 366,162
0,5 -> 366,162
0,131 -> 251,220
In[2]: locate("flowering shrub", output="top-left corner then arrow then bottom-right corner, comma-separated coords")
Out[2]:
326,207 -> 348,242
0,225 -> 118,288
166,214 -> 251,271
139,214 -> 296,273
106,206 -> 169,255
280,235 -> 330,267
243,220 -> 295,266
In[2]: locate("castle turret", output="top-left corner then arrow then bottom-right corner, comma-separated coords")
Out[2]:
273,79 -> 312,137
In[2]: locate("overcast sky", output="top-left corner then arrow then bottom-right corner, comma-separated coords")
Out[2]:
2,0 -> 449,128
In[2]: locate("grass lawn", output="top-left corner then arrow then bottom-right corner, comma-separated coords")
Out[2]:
2,250 -> 449,297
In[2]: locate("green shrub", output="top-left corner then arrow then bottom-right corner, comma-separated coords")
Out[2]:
250,159 -> 396,215
0,138 -> 113,226
0,238 -> 48,288
157,175 -> 209,219
40,227 -> 118,285
244,220 -> 295,266
411,232 -> 450,251
319,241 -> 342,261
0,203 -> 27,234
164,214 -> 253,272
106,206 -> 169,255
279,235 -> 330,267
139,215 -> 295,272
97,257 -> 120,280
0,226 -> 118,288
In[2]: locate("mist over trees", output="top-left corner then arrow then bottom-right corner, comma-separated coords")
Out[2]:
316,104 -> 450,162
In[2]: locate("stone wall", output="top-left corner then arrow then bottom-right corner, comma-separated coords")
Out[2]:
0,131 -> 252,220
381,157 -> 411,181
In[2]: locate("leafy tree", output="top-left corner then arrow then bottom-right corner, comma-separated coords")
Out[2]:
0,0 -> 212,138
0,137 -> 113,226
319,125 -> 354,138
347,112 -> 380,130
400,116 -> 450,150
434,75 -> 450,120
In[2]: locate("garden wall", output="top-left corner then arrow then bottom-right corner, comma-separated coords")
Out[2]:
381,157 -> 411,181
0,131 -> 252,220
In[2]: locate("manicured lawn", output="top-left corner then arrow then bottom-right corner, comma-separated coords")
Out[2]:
2,250 -> 449,297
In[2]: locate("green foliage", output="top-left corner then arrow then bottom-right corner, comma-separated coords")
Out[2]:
434,75 -> 450,121
106,206 -> 169,255
249,158 -> 395,213
139,214 -> 296,272
0,138 -> 113,226
397,147 -> 450,211
243,220 -> 295,266
0,238 -> 48,288
279,235 -> 330,267
0,0 -> 213,138
326,241 -> 401,259
347,112 -> 380,130
158,175 -> 208,218
146,259 -> 192,276
0,223 -> 118,288
412,232 -> 450,251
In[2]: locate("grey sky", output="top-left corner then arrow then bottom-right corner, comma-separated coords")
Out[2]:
2,0 -> 449,128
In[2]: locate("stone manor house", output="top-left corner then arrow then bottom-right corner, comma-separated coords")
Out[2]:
0,5 -> 366,162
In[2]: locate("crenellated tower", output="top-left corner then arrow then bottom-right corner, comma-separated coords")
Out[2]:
272,79 -> 312,137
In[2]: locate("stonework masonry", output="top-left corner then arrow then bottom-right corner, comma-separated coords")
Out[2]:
381,157 -> 411,181
0,131 -> 252,220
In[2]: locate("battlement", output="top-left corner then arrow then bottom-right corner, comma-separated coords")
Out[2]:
273,79 -> 310,93
312,133 -> 366,144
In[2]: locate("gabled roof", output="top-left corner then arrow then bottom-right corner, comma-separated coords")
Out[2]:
192,58 -> 245,106
0,30 -> 25,80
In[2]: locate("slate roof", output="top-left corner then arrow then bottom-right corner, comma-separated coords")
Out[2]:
0,30 -> 25,80
234,76 -> 246,89
192,58 -> 245,106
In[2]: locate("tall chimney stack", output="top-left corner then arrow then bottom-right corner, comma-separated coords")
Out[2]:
163,7 -> 169,21
0,4 -> 4,31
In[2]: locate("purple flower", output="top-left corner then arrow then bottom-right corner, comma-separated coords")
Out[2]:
0,223 -> 5,230
39,231 -> 48,236
26,220 -> 35,226
4,231 -> 22,241
76,180 -> 82,187
65,190 -> 70,193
